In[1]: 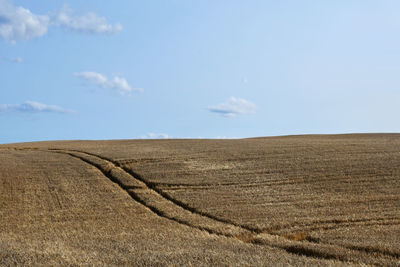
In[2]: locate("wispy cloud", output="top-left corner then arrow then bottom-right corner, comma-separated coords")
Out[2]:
214,136 -> 240,139
140,133 -> 170,139
0,0 -> 49,42
2,56 -> 23,63
75,71 -> 142,95
75,71 -> 108,87
0,0 -> 122,42
208,97 -> 256,117
0,101 -> 75,114
10,56 -> 23,63
55,5 -> 122,34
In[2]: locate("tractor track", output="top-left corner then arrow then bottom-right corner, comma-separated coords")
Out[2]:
3,147 -> 400,264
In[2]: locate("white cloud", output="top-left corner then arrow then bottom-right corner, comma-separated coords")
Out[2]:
208,97 -> 256,117
0,0 -> 49,42
10,56 -> 23,63
112,76 -> 132,92
140,133 -> 170,139
75,71 -> 108,87
3,56 -> 23,63
214,136 -> 240,139
55,5 -> 122,34
75,71 -> 141,95
0,1 -> 122,42
0,101 -> 74,114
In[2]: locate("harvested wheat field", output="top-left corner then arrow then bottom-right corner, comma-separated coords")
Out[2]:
1,133 -> 399,266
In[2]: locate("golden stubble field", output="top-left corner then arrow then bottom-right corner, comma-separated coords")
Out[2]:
0,134 -> 399,265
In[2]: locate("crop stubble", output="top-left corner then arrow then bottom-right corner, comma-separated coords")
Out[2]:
1,134 -> 399,265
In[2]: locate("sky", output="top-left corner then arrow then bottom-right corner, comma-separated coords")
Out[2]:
1,0 -> 400,143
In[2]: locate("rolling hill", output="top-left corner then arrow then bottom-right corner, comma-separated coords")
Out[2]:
1,134 -> 399,265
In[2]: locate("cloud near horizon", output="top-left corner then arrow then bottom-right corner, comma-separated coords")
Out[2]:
208,97 -> 256,117
0,101 -> 75,114
0,0 -> 121,42
75,71 -> 142,95
140,133 -> 170,139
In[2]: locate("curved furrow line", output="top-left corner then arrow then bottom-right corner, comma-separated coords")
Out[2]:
56,150 -> 247,237
271,216 -> 400,233
23,148 -> 400,264
48,148 -> 261,233
283,219 -> 400,234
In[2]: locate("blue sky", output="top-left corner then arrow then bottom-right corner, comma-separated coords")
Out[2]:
1,0 -> 400,143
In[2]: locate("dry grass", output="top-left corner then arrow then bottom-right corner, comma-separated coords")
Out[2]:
284,232 -> 309,241
1,133 -> 399,265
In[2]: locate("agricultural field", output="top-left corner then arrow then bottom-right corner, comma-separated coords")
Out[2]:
1,134 -> 399,265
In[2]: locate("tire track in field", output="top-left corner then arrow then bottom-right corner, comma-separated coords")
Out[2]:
51,149 -> 249,237
42,148 -> 398,264
49,149 -> 262,232
288,218 -> 400,233
271,216 -> 400,233
6,147 -> 399,264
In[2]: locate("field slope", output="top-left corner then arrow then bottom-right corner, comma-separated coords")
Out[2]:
1,134 -> 399,265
